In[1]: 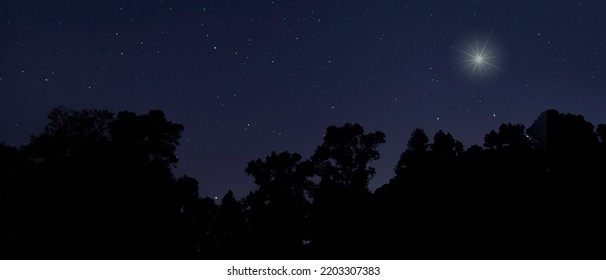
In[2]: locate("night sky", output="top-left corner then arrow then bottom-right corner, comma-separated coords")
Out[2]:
2,1 -> 605,199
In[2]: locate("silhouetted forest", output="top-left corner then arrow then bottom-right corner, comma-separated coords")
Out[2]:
2,107 -> 606,259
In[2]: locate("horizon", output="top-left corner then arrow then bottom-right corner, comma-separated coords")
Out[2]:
2,1 -> 605,199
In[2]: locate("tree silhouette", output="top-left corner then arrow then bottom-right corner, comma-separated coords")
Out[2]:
3,107 -> 606,259
525,109 -> 605,256
393,127 -> 430,178
308,123 -> 385,258
7,107 -> 118,258
27,107 -> 114,162
190,196 -> 219,258
597,124 -> 606,143
0,142 -> 22,257
310,123 -> 385,190
110,110 -> 183,168
215,190 -> 247,258
244,151 -> 311,258
481,123 -> 540,183
484,123 -> 531,151
527,109 -> 599,182
378,129 -> 468,257
431,130 -> 464,159
1,107 -> 186,258
172,175 -> 202,257
106,109 -> 185,258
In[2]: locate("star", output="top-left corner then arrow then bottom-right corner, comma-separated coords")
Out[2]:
455,31 -> 501,81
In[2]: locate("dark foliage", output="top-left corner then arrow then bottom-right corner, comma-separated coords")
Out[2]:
1,107 -> 605,259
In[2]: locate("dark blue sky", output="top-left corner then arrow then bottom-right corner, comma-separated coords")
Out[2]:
2,1 -> 605,198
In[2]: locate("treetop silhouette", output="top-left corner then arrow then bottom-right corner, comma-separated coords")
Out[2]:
1,107 -> 605,259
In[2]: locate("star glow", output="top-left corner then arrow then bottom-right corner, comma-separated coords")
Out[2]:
455,31 -> 501,81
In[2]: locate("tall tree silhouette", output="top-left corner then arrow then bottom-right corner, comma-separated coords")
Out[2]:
105,109 -> 185,258
215,191 -> 247,258
172,175 -> 202,257
244,151 -> 311,258
393,128 -> 430,178
375,128 -> 434,257
377,129 -> 475,258
597,124 -> 606,144
0,142 -> 23,257
598,123 -> 606,159
431,130 -> 464,159
308,123 -> 385,258
191,196 -> 219,258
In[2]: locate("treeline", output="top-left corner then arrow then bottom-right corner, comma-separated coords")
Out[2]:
1,107 -> 606,259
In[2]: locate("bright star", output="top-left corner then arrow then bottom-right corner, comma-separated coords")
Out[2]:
454,31 -> 501,81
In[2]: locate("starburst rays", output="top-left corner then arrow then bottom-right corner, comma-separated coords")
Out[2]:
454,31 -> 501,81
